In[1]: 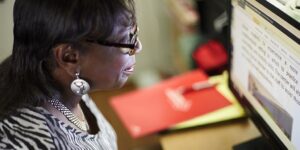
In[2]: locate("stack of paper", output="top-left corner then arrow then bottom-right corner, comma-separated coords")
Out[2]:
169,71 -> 245,130
110,70 -> 238,138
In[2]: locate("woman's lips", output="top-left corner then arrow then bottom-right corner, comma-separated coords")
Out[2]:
123,65 -> 135,75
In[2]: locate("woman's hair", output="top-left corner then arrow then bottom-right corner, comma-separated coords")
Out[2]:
0,0 -> 136,114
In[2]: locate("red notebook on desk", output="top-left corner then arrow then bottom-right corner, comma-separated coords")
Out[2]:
110,70 -> 231,138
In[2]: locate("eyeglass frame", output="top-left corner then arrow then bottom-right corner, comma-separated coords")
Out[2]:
86,26 -> 139,56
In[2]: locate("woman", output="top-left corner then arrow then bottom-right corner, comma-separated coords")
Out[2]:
0,0 -> 142,149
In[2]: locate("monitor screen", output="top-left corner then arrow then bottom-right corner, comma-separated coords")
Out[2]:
229,0 -> 300,149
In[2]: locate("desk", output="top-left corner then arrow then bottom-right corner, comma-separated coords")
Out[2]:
90,82 -> 261,150
160,119 -> 261,150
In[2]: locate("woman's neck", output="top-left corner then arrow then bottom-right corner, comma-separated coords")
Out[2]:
60,94 -> 82,111
43,94 -> 88,131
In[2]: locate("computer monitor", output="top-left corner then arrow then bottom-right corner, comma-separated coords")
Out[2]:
228,0 -> 300,149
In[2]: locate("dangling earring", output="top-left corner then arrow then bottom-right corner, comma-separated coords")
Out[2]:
70,71 -> 90,96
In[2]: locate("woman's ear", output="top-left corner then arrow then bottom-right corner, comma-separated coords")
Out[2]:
52,44 -> 80,76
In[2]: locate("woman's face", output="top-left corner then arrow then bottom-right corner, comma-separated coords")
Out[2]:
80,24 -> 142,91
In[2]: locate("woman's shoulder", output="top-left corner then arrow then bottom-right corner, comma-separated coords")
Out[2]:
0,107 -> 56,149
0,107 -> 49,125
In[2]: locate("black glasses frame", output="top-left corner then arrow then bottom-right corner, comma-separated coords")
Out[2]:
86,26 -> 138,55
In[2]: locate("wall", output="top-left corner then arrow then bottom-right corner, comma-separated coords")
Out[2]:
0,0 -> 14,61
135,0 -> 177,72
133,0 -> 179,87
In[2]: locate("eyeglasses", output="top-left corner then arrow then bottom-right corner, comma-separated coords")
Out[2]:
86,27 -> 139,56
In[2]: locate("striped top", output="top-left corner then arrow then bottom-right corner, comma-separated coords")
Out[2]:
0,95 -> 117,150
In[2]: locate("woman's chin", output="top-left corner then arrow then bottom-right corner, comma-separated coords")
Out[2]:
91,81 -> 129,92
115,78 -> 128,89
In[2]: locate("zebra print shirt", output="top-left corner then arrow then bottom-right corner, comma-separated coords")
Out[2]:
0,95 -> 117,150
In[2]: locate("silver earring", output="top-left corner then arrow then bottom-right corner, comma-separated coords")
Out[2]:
70,72 -> 90,96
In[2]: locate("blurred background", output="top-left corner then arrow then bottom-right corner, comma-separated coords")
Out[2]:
0,0 -> 234,150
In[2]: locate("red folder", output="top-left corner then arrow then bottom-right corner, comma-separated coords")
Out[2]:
110,70 -> 231,138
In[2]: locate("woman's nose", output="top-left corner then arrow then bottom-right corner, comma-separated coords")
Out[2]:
134,38 -> 142,54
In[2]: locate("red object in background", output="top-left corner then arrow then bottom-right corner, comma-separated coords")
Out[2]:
192,40 -> 228,72
110,70 -> 231,138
